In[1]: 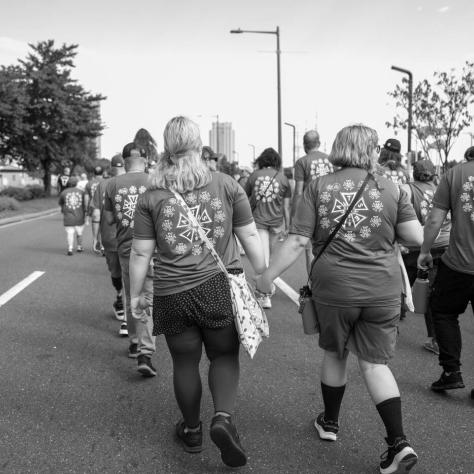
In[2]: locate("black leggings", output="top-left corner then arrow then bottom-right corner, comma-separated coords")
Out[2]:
165,323 -> 240,428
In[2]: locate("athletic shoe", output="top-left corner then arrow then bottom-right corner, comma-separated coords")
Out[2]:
380,436 -> 417,474
137,355 -> 157,377
175,420 -> 203,453
76,246 -> 83,253
210,414 -> 247,467
128,342 -> 139,358
113,296 -> 125,321
257,295 -> 272,309
67,250 -> 73,256
119,322 -> 128,337
314,413 -> 339,441
423,339 -> 439,355
431,371 -> 465,391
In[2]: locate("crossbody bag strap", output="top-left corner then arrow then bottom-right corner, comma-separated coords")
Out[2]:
306,173 -> 371,285
171,190 -> 228,275
254,170 -> 279,207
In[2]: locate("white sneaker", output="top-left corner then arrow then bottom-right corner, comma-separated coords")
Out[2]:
258,295 -> 272,309
119,322 -> 128,337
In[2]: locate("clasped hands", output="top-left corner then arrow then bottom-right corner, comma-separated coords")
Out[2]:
130,294 -> 151,322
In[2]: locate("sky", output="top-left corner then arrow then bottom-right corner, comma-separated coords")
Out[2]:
0,0 -> 473,167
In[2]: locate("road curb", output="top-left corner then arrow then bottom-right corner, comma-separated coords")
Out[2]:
0,208 -> 59,227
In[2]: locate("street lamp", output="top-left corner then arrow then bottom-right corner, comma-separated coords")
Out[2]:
230,26 -> 282,158
284,122 -> 296,167
248,144 -> 256,160
391,65 -> 413,154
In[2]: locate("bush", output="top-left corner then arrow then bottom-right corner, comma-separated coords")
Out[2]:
0,184 -> 45,200
26,184 -> 46,199
0,196 -> 20,212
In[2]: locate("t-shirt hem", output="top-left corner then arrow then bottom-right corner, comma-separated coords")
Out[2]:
313,297 -> 401,308
441,255 -> 474,275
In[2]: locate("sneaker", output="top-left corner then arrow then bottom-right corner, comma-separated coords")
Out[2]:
137,355 -> 157,377
113,296 -> 126,321
67,250 -> 73,256
210,414 -> 247,468
314,413 -> 339,441
423,339 -> 439,355
76,246 -> 83,253
431,371 -> 465,391
380,436 -> 417,474
175,420 -> 203,453
128,342 -> 139,358
257,295 -> 272,309
119,322 -> 128,337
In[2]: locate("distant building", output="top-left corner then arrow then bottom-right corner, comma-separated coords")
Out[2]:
0,165 -> 42,189
209,122 -> 235,162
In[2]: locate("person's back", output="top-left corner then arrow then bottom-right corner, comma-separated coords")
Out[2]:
59,185 -> 85,226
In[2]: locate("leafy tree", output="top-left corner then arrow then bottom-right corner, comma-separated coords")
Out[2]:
387,61 -> 474,169
133,128 -> 159,164
0,40 -> 105,194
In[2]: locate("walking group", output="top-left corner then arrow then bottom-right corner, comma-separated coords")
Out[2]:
56,117 -> 474,474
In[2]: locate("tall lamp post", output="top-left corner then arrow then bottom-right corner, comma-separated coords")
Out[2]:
391,65 -> 413,156
284,122 -> 296,167
230,27 -> 282,158
248,144 -> 256,161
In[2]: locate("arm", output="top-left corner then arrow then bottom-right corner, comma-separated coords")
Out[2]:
396,219 -> 423,247
418,207 -> 449,269
105,210 -> 115,225
400,183 -> 412,203
234,222 -> 266,275
92,208 -> 101,251
283,197 -> 291,233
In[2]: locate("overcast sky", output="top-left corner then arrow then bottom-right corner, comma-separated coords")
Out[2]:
1,0 -> 473,166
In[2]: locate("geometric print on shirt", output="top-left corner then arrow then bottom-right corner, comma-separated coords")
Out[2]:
114,185 -> 147,229
253,175 -> 280,203
310,157 -> 333,179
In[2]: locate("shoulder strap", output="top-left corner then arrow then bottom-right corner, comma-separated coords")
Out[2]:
256,170 -> 279,203
307,173 -> 371,285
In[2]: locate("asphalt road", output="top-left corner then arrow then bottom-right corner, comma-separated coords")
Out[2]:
0,214 -> 473,474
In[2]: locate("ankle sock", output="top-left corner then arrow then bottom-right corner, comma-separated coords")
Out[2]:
214,411 -> 231,418
321,382 -> 346,422
184,423 -> 200,433
376,397 -> 404,443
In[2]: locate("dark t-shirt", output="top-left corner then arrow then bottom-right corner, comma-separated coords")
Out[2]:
104,172 -> 150,258
244,168 -> 291,227
294,150 -> 333,186
432,161 -> 474,274
92,179 -> 117,251
57,174 -> 70,194
134,173 -> 254,296
290,168 -> 417,307
58,187 -> 86,226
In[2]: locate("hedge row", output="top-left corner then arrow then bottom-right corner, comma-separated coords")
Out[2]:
0,185 -> 46,201
0,196 -> 21,212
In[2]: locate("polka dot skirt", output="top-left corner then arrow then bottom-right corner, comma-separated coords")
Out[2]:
153,270 -> 242,336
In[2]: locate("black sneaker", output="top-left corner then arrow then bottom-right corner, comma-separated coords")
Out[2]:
76,246 -> 83,253
137,355 -> 157,377
175,420 -> 203,453
314,412 -> 339,441
380,437 -> 417,474
128,343 -> 139,358
113,296 -> 125,321
210,414 -> 247,467
119,322 -> 128,337
431,371 -> 465,392
67,250 -> 73,256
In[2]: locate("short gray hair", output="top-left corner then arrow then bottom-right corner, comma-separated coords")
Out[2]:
329,124 -> 379,172
303,130 -> 320,151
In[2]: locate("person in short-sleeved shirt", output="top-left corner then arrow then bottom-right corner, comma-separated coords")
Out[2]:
257,125 -> 422,473
377,138 -> 410,186
57,167 -> 71,194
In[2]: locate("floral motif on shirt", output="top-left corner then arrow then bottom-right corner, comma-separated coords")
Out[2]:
214,226 -> 225,238
460,177 -> 474,215
343,179 -> 355,191
369,189 -> 381,200
370,215 -> 382,227
320,191 -> 331,203
118,187 -> 128,195
310,158 -> 333,179
139,186 -> 147,194
254,175 -> 280,203
210,197 -> 223,209
192,244 -> 203,256
360,226 -> 371,239
199,191 -> 211,203
318,205 -> 329,216
343,231 -> 356,242
115,195 -> 122,203
320,217 -> 331,229
461,193 -> 471,203
185,193 -> 198,205
175,243 -> 187,255
121,218 -> 129,227
163,205 -> 175,218
115,203 -> 121,211
162,220 -> 173,231
129,185 -> 137,194
372,201 -> 384,212
462,202 -> 473,213
215,210 -> 226,223
65,192 -> 82,210
462,182 -> 472,192
165,232 -> 176,245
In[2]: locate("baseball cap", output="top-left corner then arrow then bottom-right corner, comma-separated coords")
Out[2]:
111,155 -> 124,167
383,138 -> 401,153
94,165 -> 103,175
464,146 -> 474,161
413,159 -> 436,179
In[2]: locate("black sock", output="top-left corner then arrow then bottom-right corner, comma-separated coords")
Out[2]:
321,382 -> 346,422
112,277 -> 122,292
376,397 -> 404,443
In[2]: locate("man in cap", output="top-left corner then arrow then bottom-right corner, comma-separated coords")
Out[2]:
57,166 -> 71,194
104,144 -> 156,377
377,139 -> 410,185
202,146 -> 219,172
418,147 -> 474,392
91,155 -> 127,335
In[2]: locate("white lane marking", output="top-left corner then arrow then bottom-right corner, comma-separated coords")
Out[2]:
0,271 -> 45,308
0,210 -> 59,229
274,277 -> 300,306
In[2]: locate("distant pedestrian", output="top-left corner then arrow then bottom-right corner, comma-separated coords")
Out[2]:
237,166 -> 252,190
57,166 -> 71,195
244,147 -> 291,308
377,138 -> 410,185
77,172 -> 89,191
257,124 -> 422,474
294,130 -> 333,274
58,176 -> 86,256
129,116 -> 265,467
85,165 -> 104,246
418,146 -> 474,393
202,145 -> 218,172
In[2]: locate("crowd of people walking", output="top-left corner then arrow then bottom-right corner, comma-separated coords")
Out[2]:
56,117 -> 474,474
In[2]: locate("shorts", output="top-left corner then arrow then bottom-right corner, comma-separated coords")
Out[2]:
153,271 -> 239,336
64,225 -> 84,236
255,221 -> 285,234
430,260 -> 474,315
104,249 -> 122,279
315,303 -> 400,364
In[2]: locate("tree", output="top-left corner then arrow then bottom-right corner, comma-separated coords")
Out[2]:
133,128 -> 159,164
0,40 -> 105,194
387,61 -> 474,169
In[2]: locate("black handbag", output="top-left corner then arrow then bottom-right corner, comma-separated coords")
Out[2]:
299,173 -> 371,334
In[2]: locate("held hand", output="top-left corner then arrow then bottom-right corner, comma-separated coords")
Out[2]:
131,295 -> 150,321
417,251 -> 433,270
92,238 -> 101,254
255,273 -> 273,295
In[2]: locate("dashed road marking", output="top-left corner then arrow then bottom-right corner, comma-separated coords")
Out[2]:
0,271 -> 45,308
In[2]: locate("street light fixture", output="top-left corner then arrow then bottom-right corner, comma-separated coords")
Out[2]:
391,65 -> 413,154
230,26 -> 282,158
284,122 -> 296,167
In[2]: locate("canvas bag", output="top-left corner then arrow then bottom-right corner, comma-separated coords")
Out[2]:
172,190 -> 269,358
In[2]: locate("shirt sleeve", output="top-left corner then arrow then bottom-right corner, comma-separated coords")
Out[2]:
133,194 -> 157,240
290,180 -> 317,237
232,181 -> 254,227
283,177 -> 292,198
396,187 -> 418,224
104,181 -> 113,212
294,158 -> 305,182
432,173 -> 451,211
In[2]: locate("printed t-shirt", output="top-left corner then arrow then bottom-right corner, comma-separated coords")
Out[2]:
432,161 -> 474,274
294,150 -> 333,186
91,179 -> 117,251
57,174 -> 70,194
408,181 -> 450,249
104,171 -> 150,258
86,177 -> 103,215
133,172 -> 254,296
290,167 -> 417,307
378,165 -> 410,185
244,168 -> 291,227
58,187 -> 85,226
